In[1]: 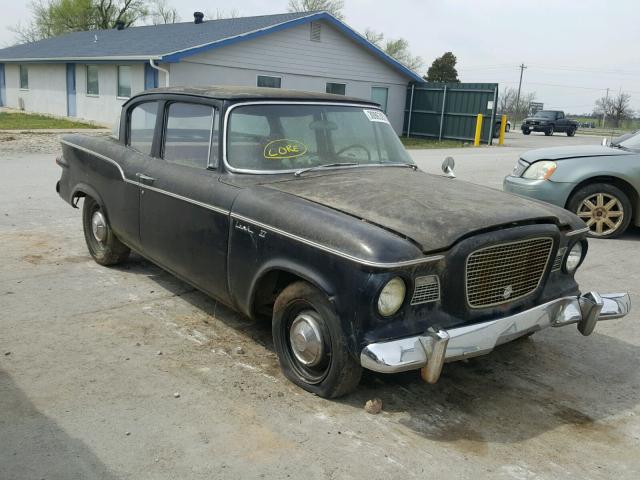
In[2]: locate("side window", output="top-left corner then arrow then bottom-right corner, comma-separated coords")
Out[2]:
19,65 -> 28,89
163,102 -> 215,168
556,112 -> 564,120
257,75 -> 281,88
128,102 -> 158,155
371,87 -> 389,113
86,65 -> 99,95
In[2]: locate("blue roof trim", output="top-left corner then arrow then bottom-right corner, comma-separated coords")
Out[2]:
160,12 -> 424,83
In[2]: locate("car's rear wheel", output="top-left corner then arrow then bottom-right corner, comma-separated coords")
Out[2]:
272,281 -> 362,398
567,128 -> 576,137
568,183 -> 632,238
545,126 -> 554,136
82,197 -> 130,265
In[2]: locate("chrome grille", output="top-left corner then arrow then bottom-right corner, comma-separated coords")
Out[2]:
411,275 -> 440,305
466,237 -> 553,308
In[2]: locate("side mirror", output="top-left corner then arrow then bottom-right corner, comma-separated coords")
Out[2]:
441,156 -> 456,178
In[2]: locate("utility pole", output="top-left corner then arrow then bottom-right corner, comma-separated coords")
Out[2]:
514,63 -> 527,128
602,87 -> 609,128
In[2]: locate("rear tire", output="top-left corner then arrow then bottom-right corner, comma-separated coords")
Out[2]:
82,197 -> 130,266
272,281 -> 362,398
567,128 -> 576,137
567,183 -> 632,238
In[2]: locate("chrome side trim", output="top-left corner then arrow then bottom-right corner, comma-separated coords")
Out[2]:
61,140 -> 229,216
360,292 -> 631,378
231,213 -> 444,269
566,227 -> 590,237
222,101 -> 380,175
61,140 -> 127,180
140,184 -> 229,215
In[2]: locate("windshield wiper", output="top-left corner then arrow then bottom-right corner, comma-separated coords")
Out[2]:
294,162 -> 359,177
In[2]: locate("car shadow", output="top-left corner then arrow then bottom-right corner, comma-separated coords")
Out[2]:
114,253 -> 639,448
0,368 -> 119,480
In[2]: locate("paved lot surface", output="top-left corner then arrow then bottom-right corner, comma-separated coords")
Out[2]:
1,132 -> 639,479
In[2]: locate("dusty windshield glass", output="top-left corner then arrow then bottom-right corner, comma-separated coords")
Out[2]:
534,111 -> 556,118
226,104 -> 414,172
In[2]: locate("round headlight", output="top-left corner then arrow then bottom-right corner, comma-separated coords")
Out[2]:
564,242 -> 584,273
378,277 -> 406,317
522,160 -> 557,180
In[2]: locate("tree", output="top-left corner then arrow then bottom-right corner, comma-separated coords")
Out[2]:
205,8 -> 241,20
287,0 -> 345,20
364,29 -> 423,72
149,0 -> 179,25
594,92 -> 634,128
425,52 -> 459,83
499,86 -> 536,118
12,0 -> 150,43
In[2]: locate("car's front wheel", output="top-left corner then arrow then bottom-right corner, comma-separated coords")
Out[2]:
272,281 -> 362,398
568,183 -> 632,238
522,128 -> 531,135
82,197 -> 130,265
545,126 -> 554,136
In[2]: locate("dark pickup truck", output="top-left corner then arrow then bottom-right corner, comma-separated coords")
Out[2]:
522,110 -> 578,136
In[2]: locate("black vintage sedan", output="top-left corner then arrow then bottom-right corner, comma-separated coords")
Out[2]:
56,87 -> 630,398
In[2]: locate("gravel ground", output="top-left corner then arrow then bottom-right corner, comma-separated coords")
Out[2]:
1,132 -> 639,480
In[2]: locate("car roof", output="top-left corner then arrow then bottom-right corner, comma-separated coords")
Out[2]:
135,85 -> 379,105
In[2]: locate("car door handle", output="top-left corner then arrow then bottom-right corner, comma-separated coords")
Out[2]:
136,173 -> 155,185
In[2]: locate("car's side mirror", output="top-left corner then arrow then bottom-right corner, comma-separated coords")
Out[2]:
442,156 -> 456,178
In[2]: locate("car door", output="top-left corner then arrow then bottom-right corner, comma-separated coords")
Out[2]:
136,99 -> 233,304
556,111 -> 566,130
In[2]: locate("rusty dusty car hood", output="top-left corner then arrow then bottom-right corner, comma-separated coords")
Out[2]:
264,167 -> 582,253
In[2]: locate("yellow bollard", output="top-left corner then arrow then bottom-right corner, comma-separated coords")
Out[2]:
474,113 -> 483,146
498,114 -> 507,145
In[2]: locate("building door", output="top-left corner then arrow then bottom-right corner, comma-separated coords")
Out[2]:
0,64 -> 6,107
144,63 -> 159,90
371,86 -> 389,113
66,63 -> 76,117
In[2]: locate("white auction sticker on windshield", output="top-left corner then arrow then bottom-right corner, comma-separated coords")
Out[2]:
363,109 -> 390,123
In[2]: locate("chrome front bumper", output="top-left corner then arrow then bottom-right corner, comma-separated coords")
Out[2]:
360,292 -> 631,383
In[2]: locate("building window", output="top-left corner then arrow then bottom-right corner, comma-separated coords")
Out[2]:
117,65 -> 132,98
163,102 -> 215,169
86,65 -> 99,95
257,75 -> 281,88
19,65 -> 28,89
371,86 -> 389,113
310,22 -> 321,42
326,83 -> 346,95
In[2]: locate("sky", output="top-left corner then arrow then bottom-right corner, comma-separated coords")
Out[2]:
1,0 -> 639,115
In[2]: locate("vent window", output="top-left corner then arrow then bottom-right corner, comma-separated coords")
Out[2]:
310,22 -> 321,42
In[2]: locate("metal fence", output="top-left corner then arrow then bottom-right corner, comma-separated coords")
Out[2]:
403,82 -> 499,144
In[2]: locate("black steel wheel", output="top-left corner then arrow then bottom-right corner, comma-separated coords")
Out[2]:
82,197 -> 130,265
568,183 -> 632,238
272,281 -> 362,398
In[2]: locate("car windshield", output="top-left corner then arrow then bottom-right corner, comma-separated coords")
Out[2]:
534,111 -> 556,118
619,130 -> 640,151
226,104 -> 414,172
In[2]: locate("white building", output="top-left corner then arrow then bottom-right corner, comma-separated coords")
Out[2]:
0,12 -> 423,133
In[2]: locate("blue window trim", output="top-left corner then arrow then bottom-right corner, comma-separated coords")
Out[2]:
160,12 -> 424,83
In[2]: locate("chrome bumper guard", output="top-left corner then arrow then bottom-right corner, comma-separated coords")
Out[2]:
360,292 -> 631,383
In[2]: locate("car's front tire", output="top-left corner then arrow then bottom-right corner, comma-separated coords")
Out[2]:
568,183 -> 632,238
522,128 -> 531,135
272,281 -> 362,398
82,197 -> 130,265
545,126 -> 554,136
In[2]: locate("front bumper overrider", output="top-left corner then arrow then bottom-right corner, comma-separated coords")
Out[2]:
360,292 -> 631,383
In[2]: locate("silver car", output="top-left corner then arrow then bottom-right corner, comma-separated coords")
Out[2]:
504,132 -> 640,238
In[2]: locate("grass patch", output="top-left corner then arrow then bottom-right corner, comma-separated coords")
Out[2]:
401,136 -> 468,149
0,112 -> 101,129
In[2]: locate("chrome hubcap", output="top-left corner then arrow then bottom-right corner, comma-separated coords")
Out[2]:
289,311 -> 324,367
91,210 -> 107,243
577,193 -> 624,236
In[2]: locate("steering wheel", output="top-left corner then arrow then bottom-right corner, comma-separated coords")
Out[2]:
336,144 -> 371,162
